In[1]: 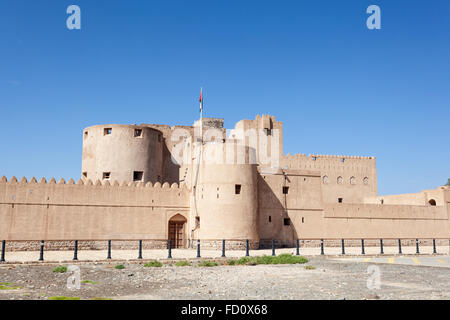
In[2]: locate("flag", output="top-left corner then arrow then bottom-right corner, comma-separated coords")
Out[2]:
199,88 -> 203,112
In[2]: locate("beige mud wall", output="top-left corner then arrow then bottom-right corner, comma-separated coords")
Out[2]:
0,177 -> 189,241
281,154 -> 377,204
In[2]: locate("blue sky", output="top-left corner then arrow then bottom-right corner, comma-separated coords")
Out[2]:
0,0 -> 449,195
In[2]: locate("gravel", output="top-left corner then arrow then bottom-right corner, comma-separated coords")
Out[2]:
0,257 -> 449,300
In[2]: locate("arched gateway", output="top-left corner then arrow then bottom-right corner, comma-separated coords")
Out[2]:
168,214 -> 187,248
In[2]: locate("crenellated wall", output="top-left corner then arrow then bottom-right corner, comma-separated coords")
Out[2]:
0,176 -> 189,241
280,153 -> 377,204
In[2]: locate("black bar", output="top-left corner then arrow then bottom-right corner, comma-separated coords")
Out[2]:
320,239 -> 324,255
1,240 -> 5,262
245,239 -> 249,257
296,239 -> 299,256
398,239 -> 402,254
433,239 -> 437,254
168,239 -> 172,259
341,239 -> 345,255
221,239 -> 225,258
39,240 -> 44,261
416,239 -> 420,254
380,239 -> 384,255
197,239 -> 200,258
138,240 -> 143,259
272,239 -> 275,256
361,239 -> 365,255
107,240 -> 111,260
73,240 -> 78,261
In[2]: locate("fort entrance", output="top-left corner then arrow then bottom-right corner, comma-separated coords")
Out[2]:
168,214 -> 187,248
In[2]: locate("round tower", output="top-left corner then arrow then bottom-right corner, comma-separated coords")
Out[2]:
193,141 -> 259,248
81,124 -> 163,183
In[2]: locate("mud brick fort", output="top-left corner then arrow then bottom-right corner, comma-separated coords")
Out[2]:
0,115 -> 449,250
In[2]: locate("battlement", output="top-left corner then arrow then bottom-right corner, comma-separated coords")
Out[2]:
0,176 -> 185,190
284,153 -> 375,160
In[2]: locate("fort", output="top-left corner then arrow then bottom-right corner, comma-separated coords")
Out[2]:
0,114 -> 449,250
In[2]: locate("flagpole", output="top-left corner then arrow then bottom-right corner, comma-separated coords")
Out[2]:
199,87 -> 203,146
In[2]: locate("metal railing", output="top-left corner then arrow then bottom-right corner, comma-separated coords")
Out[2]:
0,238 -> 448,263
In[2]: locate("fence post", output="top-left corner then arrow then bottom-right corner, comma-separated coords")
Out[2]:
39,240 -> 44,261
341,239 -> 345,255
246,239 -> 249,257
138,240 -> 143,259
73,240 -> 78,261
361,239 -> 365,255
416,239 -> 420,254
168,239 -> 172,259
398,239 -> 402,254
107,240 -> 111,260
196,239 -> 200,258
1,240 -> 5,262
296,239 -> 300,256
380,239 -> 384,255
320,239 -> 324,255
272,239 -> 275,256
221,239 -> 226,258
433,239 -> 437,254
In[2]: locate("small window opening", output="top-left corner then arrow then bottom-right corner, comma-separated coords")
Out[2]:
133,171 -> 143,181
302,217 -> 305,223
235,184 -> 241,194
264,128 -> 272,135
104,128 -> 112,135
195,216 -> 200,228
284,218 -> 291,226
338,198 -> 343,203
283,186 -> 289,194
103,172 -> 111,180
341,158 -> 345,163
82,172 -> 87,178
84,131 -> 88,139
429,199 -> 436,206
134,129 -> 142,137
381,199 -> 384,204
269,216 -> 272,223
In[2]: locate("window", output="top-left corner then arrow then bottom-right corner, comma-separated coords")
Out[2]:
341,158 -> 345,163
429,199 -> 437,206
264,128 -> 272,135
133,171 -> 143,181
363,177 -> 369,185
104,128 -> 112,135
82,172 -> 87,178
84,131 -> 88,139
381,199 -> 384,204
269,216 -> 272,223
283,186 -> 289,194
302,217 -> 305,223
134,129 -> 142,137
323,176 -> 329,184
235,184 -> 241,194
338,198 -> 343,203
195,216 -> 200,228
284,218 -> 291,226
350,176 -> 356,185
337,176 -> 343,184
103,172 -> 111,180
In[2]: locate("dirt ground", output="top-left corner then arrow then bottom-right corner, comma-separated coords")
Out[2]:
0,256 -> 449,300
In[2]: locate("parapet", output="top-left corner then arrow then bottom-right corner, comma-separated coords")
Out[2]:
0,176 -> 186,190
